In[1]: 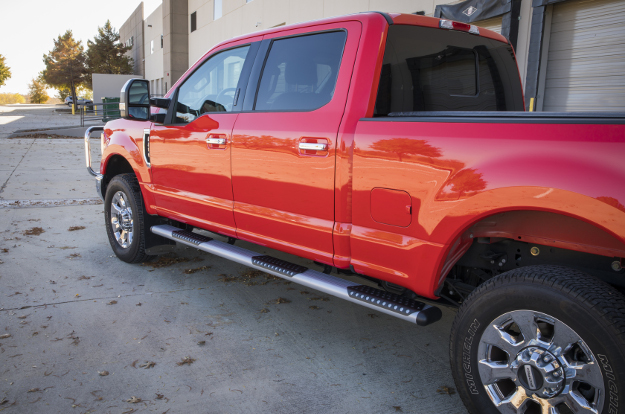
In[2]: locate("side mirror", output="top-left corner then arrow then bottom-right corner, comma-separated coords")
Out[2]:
120,79 -> 150,121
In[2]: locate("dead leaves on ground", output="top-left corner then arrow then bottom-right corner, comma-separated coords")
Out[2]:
126,396 -> 142,403
139,361 -> 156,369
176,357 -> 196,366
107,300 -> 118,305
267,297 -> 291,305
23,227 -> 44,236
183,265 -> 211,274
436,385 -> 456,395
67,226 -> 85,231
98,370 -> 109,376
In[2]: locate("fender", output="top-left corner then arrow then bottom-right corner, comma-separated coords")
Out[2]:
101,118 -> 156,214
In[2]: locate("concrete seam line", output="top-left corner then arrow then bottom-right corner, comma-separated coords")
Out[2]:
0,198 -> 103,209
0,138 -> 36,199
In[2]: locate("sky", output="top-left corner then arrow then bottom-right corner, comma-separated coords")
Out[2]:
0,0 -> 162,95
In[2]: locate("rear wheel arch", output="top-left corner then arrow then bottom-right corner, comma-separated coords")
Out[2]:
435,209 -> 625,297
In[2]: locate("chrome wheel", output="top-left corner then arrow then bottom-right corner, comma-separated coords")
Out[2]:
477,310 -> 604,414
110,191 -> 134,248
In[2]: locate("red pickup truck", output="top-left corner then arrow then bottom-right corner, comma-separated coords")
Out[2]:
85,12 -> 625,414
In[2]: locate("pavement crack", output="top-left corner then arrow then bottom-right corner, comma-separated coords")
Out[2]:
0,138 -> 36,199
1,286 -> 209,311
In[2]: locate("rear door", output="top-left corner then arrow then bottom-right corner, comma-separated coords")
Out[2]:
231,22 -> 361,264
149,40 -> 260,237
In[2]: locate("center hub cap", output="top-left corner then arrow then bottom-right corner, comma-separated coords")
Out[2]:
513,347 -> 564,398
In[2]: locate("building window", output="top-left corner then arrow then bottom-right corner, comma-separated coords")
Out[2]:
150,40 -> 154,54
161,34 -> 163,48
191,11 -> 197,32
214,0 -> 222,20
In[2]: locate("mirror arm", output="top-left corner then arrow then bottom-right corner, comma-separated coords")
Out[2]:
150,97 -> 171,109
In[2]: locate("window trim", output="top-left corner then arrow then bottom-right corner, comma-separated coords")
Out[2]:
246,29 -> 348,114
190,11 -> 197,33
165,42 -> 260,125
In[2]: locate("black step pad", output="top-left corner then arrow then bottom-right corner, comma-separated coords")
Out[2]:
347,285 -> 425,316
172,230 -> 213,245
251,255 -> 308,277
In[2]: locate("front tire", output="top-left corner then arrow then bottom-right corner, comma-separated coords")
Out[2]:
450,265 -> 625,414
104,173 -> 152,263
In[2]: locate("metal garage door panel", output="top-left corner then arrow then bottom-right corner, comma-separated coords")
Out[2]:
474,16 -> 503,34
544,0 -> 625,112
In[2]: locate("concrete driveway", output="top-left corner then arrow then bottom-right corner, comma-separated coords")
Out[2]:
0,105 -> 467,414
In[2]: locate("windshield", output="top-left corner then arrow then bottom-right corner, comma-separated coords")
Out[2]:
374,25 -> 524,115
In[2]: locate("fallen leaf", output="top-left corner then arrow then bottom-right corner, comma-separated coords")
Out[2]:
0,334 -> 11,339
126,396 -> 141,403
259,308 -> 269,313
98,370 -> 109,376
27,388 -> 41,393
23,227 -> 44,236
436,385 -> 456,395
139,361 -> 156,369
197,341 -> 206,346
393,406 -> 403,412
176,356 -> 196,366
68,226 -> 86,231
309,306 -> 320,310
107,300 -> 117,305
367,314 -> 379,319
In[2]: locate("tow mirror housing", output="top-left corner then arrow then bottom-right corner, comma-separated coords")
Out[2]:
120,79 -> 150,121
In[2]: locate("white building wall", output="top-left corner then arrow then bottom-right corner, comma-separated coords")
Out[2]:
144,5 -> 165,95
187,0 -> 471,66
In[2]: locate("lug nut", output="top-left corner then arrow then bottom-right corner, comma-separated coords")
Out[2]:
553,371 -> 561,377
543,355 -> 552,363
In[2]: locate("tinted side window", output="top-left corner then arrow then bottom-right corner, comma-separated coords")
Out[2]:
255,31 -> 346,112
175,46 -> 249,123
375,25 -> 524,115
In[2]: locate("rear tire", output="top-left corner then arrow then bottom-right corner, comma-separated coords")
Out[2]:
450,265 -> 625,414
104,173 -> 153,263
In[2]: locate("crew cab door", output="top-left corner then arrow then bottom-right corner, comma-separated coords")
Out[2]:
149,41 -> 259,237
231,22 -> 361,264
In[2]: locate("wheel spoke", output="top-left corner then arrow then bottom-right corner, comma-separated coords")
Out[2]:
551,391 -> 599,414
478,360 -> 516,385
511,311 -> 540,344
481,325 -> 520,356
494,387 -> 530,414
567,361 -> 603,390
541,402 -> 558,414
551,319 -> 580,353
111,203 -> 123,214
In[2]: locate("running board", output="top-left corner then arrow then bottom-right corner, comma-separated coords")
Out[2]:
151,225 -> 442,326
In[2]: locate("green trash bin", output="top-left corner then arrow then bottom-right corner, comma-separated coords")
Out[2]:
102,97 -> 121,122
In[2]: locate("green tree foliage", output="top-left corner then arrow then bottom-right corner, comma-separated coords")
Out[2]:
0,54 -> 11,87
43,30 -> 87,107
86,20 -> 133,87
28,74 -> 49,104
0,93 -> 25,104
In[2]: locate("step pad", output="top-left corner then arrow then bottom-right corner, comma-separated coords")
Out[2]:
347,285 -> 425,316
172,230 -> 213,245
251,255 -> 308,277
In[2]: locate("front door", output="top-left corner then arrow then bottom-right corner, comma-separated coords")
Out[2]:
231,23 -> 361,263
149,42 -> 258,237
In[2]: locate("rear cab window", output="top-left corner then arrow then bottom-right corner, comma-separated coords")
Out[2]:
374,25 -> 524,115
254,31 -> 347,112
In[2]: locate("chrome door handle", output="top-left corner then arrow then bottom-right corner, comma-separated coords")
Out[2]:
298,142 -> 327,151
206,137 -> 226,145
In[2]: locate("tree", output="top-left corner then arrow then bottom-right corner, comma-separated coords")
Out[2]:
43,30 -> 87,108
86,20 -> 133,87
0,93 -> 25,104
28,74 -> 49,104
0,54 -> 11,87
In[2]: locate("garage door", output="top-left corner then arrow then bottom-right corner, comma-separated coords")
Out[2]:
543,0 -> 625,112
474,16 -> 503,34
